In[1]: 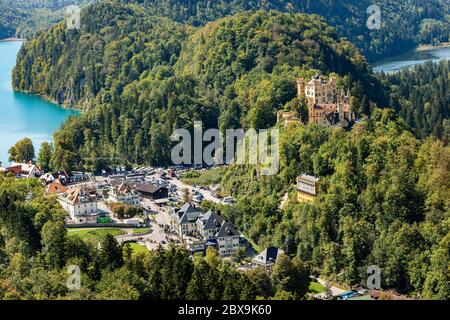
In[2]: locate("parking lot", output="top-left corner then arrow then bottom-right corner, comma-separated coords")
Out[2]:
141,198 -> 180,250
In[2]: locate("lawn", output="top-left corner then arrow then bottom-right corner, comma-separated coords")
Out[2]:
131,227 -> 151,235
67,228 -> 126,243
309,281 -> 327,294
181,167 -> 225,186
128,242 -> 149,255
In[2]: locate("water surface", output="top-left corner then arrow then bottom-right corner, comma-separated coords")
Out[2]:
0,41 -> 79,166
372,46 -> 450,73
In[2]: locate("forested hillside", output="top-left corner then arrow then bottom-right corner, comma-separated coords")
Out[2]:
135,0 -> 450,61
378,60 -> 450,143
13,3 -> 384,171
2,0 -> 449,61
0,0 -> 91,39
5,0 -> 450,300
215,109 -> 449,299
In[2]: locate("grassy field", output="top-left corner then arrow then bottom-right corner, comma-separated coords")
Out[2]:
128,242 -> 149,255
309,281 -> 327,294
67,228 -> 126,243
181,167 -> 225,186
131,227 -> 151,235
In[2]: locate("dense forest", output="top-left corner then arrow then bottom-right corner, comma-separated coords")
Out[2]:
135,0 -> 450,61
13,1 -> 386,171
0,175 -> 310,300
0,0 -> 91,39
214,109 -> 449,299
6,0 -> 450,300
2,0 -> 449,61
377,60 -> 450,143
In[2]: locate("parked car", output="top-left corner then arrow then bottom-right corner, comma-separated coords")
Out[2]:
222,196 -> 236,204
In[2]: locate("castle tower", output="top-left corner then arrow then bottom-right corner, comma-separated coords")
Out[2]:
296,78 -> 306,99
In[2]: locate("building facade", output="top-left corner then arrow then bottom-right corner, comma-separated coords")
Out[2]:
252,247 -> 284,273
216,221 -> 241,256
173,203 -> 203,237
297,174 -> 320,203
108,182 -> 141,206
58,188 -> 99,224
297,75 -> 354,127
172,204 -> 242,255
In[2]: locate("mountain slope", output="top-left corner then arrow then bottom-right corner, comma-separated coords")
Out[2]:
0,0 -> 92,39
13,3 -> 382,170
2,0 -> 449,60
134,0 -> 450,61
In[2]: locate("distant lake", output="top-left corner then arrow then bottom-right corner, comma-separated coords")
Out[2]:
0,41 -> 79,167
372,45 -> 450,73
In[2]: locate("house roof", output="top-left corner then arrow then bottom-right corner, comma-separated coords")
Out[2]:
252,247 -> 284,266
111,181 -> 136,195
5,165 -> 22,175
298,174 -> 320,183
47,180 -> 68,194
130,183 -> 166,194
59,188 -> 96,205
110,179 -> 125,187
177,203 -> 202,223
201,211 -> 224,231
216,221 -> 240,238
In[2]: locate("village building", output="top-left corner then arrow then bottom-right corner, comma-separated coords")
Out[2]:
172,204 -> 243,256
40,171 -> 70,185
196,210 -> 224,240
216,221 -> 241,256
46,179 -> 68,195
297,75 -> 354,127
297,174 -> 320,203
5,162 -> 40,178
108,181 -> 141,206
130,183 -> 168,200
58,188 -> 99,224
173,203 -> 203,237
185,236 -> 206,253
252,247 -> 284,273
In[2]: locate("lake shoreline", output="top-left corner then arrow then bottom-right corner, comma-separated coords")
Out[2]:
0,37 -> 26,42
371,44 -> 450,73
0,41 -> 81,166
371,43 -> 450,66
14,89 -> 85,113
416,42 -> 450,52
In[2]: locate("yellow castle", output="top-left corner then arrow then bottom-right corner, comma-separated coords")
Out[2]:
297,75 -> 354,127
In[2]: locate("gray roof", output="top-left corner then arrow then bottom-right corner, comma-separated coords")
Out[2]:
131,183 -> 165,194
176,203 -> 202,223
299,174 -> 320,183
110,179 -> 125,187
200,211 -> 224,231
252,247 -> 284,266
216,221 -> 240,238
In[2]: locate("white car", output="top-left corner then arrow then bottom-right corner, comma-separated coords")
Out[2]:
222,197 -> 236,204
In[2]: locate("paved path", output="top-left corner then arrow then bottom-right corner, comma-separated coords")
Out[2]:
313,278 -> 346,299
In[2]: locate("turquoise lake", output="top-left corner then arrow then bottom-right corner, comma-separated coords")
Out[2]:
372,45 -> 450,73
0,41 -> 79,167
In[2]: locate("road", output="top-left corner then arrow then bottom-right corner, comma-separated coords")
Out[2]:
313,278 -> 346,299
172,177 -> 221,204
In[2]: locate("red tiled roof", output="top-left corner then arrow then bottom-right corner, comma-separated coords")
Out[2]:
47,180 -> 68,194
